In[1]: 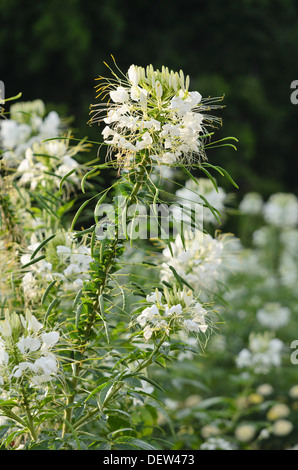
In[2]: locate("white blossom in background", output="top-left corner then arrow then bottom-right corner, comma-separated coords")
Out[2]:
239,192 -> 263,215
16,148 -> 48,190
256,302 -> 290,330
0,310 -> 60,390
272,419 -> 293,437
236,332 -> 284,374
0,100 -> 62,167
20,236 -> 53,300
200,437 -> 236,450
90,64 -> 223,169
263,193 -> 298,228
175,177 -> 227,225
19,232 -> 93,301
252,226 -> 270,247
14,139 -> 82,191
55,243 -> 93,290
132,286 -> 209,341
161,229 -> 236,294
279,228 -> 298,287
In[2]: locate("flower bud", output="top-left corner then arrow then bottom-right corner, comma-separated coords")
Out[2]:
155,81 -> 163,99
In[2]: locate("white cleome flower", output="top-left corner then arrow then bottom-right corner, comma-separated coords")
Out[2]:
89,63 -> 223,169
133,286 -> 208,341
0,310 -> 60,389
161,229 -> 228,294
236,332 -> 284,374
256,302 -> 290,330
263,193 -> 298,228
239,192 -> 263,215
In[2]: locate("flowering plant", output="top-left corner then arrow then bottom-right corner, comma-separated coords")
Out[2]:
0,61 -> 239,450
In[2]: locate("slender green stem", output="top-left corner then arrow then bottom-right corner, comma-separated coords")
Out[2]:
21,386 -> 38,441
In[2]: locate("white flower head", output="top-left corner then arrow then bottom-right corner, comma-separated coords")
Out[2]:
263,193 -> 298,228
89,62 -> 224,170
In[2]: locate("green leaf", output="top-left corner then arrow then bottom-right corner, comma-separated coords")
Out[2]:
41,280 -> 57,305
81,167 -> 100,193
137,375 -> 164,392
21,255 -> 46,269
45,298 -> 59,320
128,438 -> 157,450
73,288 -> 82,308
85,381 -> 113,403
75,303 -> 83,330
59,168 -> 77,192
29,193 -> 59,219
199,194 -> 221,224
71,195 -> 98,231
168,265 -> 194,291
30,234 -> 56,260
100,383 -> 114,405
98,294 -> 110,344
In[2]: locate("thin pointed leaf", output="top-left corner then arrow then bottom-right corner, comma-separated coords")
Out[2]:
21,255 -> 46,269
30,234 -> 56,260
59,168 -> 77,192
41,280 -> 57,305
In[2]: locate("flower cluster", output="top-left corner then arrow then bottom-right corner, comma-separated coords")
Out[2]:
236,332 -> 284,374
263,193 -> 298,228
90,64 -> 223,169
15,140 -> 82,191
239,192 -> 263,215
20,234 -> 93,302
161,229 -> 230,294
256,302 -> 291,330
133,287 -> 208,341
0,99 -> 61,166
0,99 -> 88,200
55,242 -> 93,290
0,310 -> 60,389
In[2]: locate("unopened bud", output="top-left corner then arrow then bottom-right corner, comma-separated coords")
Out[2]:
155,81 -> 163,99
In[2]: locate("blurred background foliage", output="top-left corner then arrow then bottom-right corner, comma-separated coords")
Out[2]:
1,0 -> 298,199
